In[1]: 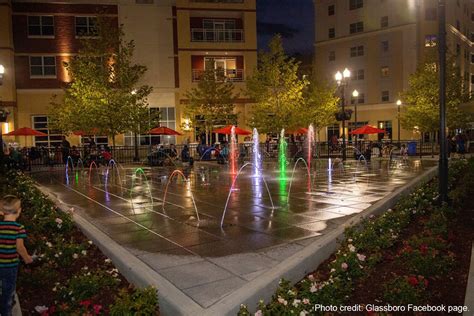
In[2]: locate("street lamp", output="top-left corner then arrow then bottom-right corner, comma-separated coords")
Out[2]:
0,64 -> 6,168
396,99 -> 402,145
352,89 -> 359,148
335,68 -> 351,161
0,64 -> 4,85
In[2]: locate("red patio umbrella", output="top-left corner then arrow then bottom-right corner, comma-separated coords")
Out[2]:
72,128 -> 101,136
148,126 -> 183,136
4,127 -> 48,137
349,125 -> 386,135
212,125 -> 251,135
288,127 -> 308,135
4,127 -> 48,147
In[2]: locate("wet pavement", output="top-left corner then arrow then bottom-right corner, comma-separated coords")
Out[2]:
31,158 -> 434,307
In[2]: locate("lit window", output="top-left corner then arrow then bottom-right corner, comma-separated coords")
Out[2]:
381,66 -> 389,77
424,34 -> 437,47
32,116 -> 64,147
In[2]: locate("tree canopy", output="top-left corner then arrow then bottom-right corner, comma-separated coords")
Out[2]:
246,35 -> 308,134
50,18 -> 155,144
401,53 -> 472,133
183,66 -> 238,142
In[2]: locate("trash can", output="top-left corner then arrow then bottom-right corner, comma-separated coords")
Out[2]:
407,141 -> 417,156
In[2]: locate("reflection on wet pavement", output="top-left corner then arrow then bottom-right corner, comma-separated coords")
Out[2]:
32,158 -> 434,306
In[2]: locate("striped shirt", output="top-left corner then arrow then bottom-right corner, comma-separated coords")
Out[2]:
0,221 -> 27,268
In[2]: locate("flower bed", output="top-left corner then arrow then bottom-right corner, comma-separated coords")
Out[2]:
0,170 -> 160,315
238,160 -> 472,315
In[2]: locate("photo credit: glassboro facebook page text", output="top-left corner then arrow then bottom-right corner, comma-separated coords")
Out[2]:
314,304 -> 469,313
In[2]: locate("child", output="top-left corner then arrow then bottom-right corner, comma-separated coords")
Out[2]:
0,195 -> 33,316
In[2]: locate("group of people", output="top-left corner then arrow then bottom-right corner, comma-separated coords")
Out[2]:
448,133 -> 469,158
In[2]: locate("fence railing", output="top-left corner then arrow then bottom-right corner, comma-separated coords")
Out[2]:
190,28 -> 244,42
3,140 -> 470,170
192,69 -> 244,82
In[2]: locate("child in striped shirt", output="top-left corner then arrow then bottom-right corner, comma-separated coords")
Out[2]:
0,195 -> 33,316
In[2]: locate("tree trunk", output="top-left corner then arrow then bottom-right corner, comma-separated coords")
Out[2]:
133,132 -> 139,162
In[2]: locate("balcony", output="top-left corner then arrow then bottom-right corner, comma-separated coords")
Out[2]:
191,28 -> 244,42
192,69 -> 244,82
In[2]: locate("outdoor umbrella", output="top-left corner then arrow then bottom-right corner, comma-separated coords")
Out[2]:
288,127 -> 308,135
3,127 -> 48,147
148,126 -> 183,136
72,128 -> 101,136
349,125 -> 386,135
212,125 -> 251,135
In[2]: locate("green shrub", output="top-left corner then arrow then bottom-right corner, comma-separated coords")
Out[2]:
383,275 -> 428,305
109,287 -> 159,316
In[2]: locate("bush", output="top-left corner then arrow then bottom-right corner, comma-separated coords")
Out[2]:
383,275 -> 428,305
109,287 -> 159,316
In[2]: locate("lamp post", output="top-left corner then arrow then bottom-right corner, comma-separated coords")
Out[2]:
335,68 -> 351,161
396,99 -> 402,146
0,64 -> 7,168
438,0 -> 448,203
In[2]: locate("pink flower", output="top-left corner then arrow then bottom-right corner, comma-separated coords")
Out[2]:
254,310 -> 263,316
341,262 -> 348,271
302,298 -> 310,305
307,274 -> 315,281
356,253 -> 366,262
277,297 -> 288,306
93,304 -> 102,315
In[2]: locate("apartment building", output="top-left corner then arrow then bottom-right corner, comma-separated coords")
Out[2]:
0,0 -> 257,147
175,0 -> 257,143
314,0 -> 474,142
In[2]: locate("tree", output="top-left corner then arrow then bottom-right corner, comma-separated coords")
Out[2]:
50,18 -> 155,146
246,35 -> 308,134
401,53 -> 472,135
183,66 -> 238,144
300,78 -> 339,136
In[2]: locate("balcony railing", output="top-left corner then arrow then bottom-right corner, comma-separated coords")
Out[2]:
192,69 -> 244,82
191,28 -> 244,42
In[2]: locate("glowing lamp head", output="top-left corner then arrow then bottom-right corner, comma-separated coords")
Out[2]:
0,65 -> 4,75
352,89 -> 359,97
396,99 -> 402,106
335,71 -> 342,83
343,68 -> 351,78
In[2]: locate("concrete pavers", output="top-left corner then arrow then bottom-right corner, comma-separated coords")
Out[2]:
33,159 -> 437,315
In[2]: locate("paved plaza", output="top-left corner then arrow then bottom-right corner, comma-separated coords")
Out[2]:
32,158 -> 434,310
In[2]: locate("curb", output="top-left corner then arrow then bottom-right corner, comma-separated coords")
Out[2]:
464,242 -> 474,316
34,165 -> 437,316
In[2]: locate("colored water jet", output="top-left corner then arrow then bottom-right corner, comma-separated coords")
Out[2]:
230,126 -> 237,175
252,128 -> 261,177
278,129 -> 287,177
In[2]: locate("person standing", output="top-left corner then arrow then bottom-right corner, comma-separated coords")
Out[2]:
61,136 -> 71,164
0,196 -> 33,316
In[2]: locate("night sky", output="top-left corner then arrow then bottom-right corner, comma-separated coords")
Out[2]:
257,0 -> 314,55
